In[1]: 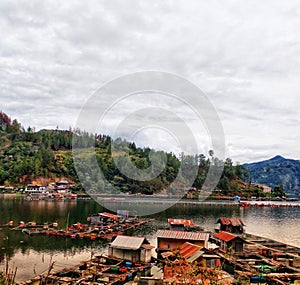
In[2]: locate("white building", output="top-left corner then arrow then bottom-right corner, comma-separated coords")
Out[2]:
24,184 -> 46,194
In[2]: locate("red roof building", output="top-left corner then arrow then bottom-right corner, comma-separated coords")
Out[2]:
213,231 -> 245,253
156,230 -> 209,252
180,242 -> 221,268
88,212 -> 121,225
168,219 -> 195,231
180,242 -> 203,259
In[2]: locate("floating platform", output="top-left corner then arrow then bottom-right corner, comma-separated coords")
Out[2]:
17,214 -> 153,241
17,255 -> 151,285
240,201 -> 300,208
219,232 -> 300,284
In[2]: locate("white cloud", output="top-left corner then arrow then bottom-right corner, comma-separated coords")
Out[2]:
1,0 -> 300,163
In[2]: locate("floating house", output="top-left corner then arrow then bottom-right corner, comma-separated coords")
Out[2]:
88,212 -> 122,225
216,217 -> 245,234
163,243 -> 225,283
213,231 -> 245,253
108,235 -> 154,263
156,230 -> 209,252
167,219 -> 195,231
179,242 -> 221,268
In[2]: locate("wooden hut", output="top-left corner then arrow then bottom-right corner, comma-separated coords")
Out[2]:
108,235 -> 154,263
213,231 -> 245,253
216,217 -> 245,234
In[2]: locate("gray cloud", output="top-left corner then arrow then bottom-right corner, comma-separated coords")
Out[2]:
1,0 -> 300,163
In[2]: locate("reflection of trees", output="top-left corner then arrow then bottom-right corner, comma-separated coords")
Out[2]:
0,227 -> 107,263
0,199 -> 107,263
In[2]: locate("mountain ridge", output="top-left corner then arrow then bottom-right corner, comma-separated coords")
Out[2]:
244,155 -> 300,197
244,155 -> 298,166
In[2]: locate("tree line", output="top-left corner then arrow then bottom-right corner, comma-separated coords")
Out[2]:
0,112 -> 284,197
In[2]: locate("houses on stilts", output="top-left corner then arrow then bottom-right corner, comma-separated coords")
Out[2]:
14,215 -> 300,285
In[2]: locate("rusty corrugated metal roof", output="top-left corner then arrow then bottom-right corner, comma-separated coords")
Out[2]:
216,217 -> 245,227
110,235 -> 145,250
180,242 -> 203,258
156,230 -> 209,241
214,231 -> 238,242
168,219 -> 195,227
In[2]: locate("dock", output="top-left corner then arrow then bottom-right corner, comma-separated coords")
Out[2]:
17,255 -> 151,285
240,200 -> 300,208
97,196 -> 300,208
16,213 -> 154,241
7,215 -> 300,284
213,232 -> 300,284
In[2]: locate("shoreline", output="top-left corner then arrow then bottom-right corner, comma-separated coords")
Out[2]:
0,193 -> 19,198
1,193 -> 300,205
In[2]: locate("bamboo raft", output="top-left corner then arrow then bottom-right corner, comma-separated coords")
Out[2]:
17,255 -> 151,285
11,213 -> 153,240
40,219 -> 152,241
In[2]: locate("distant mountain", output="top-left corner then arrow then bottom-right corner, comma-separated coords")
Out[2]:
244,155 -> 300,197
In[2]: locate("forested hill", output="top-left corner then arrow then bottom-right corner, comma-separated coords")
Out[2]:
244,155 -> 300,197
0,111 -> 264,197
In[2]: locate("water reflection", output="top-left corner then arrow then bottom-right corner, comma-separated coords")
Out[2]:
1,198 -> 300,281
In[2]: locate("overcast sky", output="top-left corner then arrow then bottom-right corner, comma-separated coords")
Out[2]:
1,0 -> 300,163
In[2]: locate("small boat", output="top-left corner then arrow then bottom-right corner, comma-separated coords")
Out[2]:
22,228 -> 46,235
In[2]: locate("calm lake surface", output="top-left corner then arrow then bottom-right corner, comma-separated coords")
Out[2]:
1,197 -> 300,282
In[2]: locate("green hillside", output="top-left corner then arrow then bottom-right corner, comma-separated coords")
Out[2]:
0,111 -> 268,198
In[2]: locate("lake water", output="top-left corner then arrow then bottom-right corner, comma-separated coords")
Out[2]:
1,197 -> 300,282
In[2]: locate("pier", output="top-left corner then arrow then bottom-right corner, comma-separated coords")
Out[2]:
12,212 -> 154,241
17,255 -> 151,285
97,196 -> 300,208
240,200 -> 300,208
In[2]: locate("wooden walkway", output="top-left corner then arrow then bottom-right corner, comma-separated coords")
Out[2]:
17,255 -> 151,285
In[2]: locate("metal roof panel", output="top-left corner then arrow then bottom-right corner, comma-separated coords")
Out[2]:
217,217 -> 245,227
214,231 -> 238,242
110,235 -> 145,250
156,230 -> 209,241
180,242 -> 203,258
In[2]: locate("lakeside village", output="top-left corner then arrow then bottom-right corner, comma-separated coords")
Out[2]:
2,213 -> 300,285
0,180 -> 78,200
1,180 -> 300,205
